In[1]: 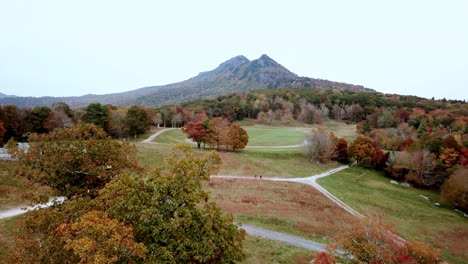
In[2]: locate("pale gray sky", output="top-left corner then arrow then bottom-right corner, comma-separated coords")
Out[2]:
1,0 -> 467,100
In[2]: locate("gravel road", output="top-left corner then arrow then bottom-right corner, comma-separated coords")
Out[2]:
0,197 -> 66,219
140,128 -> 178,143
239,223 -> 327,251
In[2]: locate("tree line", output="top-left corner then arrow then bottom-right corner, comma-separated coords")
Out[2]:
182,114 -> 248,151
0,88 -> 465,145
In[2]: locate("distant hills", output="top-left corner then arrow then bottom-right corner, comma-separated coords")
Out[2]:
0,54 -> 374,108
0,92 -> 16,99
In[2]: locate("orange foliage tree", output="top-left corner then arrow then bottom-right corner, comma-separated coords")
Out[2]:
348,136 -> 376,166
328,214 -> 443,263
441,167 -> 468,211
227,122 -> 249,151
57,210 -> 147,264
313,252 -> 336,264
333,138 -> 349,163
207,117 -> 229,151
182,120 -> 207,149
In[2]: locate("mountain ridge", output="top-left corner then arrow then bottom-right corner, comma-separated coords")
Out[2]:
0,55 -> 374,108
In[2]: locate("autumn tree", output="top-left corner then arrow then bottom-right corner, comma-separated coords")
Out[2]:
8,197 -> 98,264
182,120 -> 207,149
348,136 -> 376,166
407,150 -> 438,186
44,109 -> 73,130
227,122 -> 249,151
57,210 -> 147,264
207,117 -> 229,151
438,147 -> 460,169
372,147 -> 388,170
0,121 -> 5,143
313,252 -> 335,264
14,123 -> 140,198
107,107 -> 127,139
303,128 -> 337,163
441,167 -> 468,211
328,214 -> 443,263
333,138 -> 349,163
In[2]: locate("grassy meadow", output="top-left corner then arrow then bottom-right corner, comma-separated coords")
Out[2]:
206,178 -> 356,243
242,236 -> 314,264
318,167 -> 468,263
151,120 -> 357,147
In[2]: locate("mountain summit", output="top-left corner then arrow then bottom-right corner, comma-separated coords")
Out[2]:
0,55 -> 373,107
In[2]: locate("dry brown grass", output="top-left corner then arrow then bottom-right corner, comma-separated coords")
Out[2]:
0,162 -> 52,211
206,178 -> 357,241
435,227 -> 468,259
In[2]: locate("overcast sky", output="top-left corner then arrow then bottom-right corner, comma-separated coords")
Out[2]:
1,0 -> 467,100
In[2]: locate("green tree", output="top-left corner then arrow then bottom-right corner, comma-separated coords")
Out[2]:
1,104 -> 21,142
25,106 -> 52,134
82,103 -> 110,130
362,119 -> 372,134
417,118 -> 427,136
124,106 -> 150,138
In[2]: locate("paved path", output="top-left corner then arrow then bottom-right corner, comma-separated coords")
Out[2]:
140,128 -> 178,143
183,137 -> 305,149
0,197 -> 66,219
239,223 -> 327,251
212,163 -> 362,217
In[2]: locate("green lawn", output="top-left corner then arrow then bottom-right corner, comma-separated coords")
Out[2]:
218,149 -> 341,178
151,120 -> 356,148
152,129 -> 187,144
317,167 -> 468,264
245,127 -> 307,146
126,127 -> 162,142
135,143 -> 173,171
